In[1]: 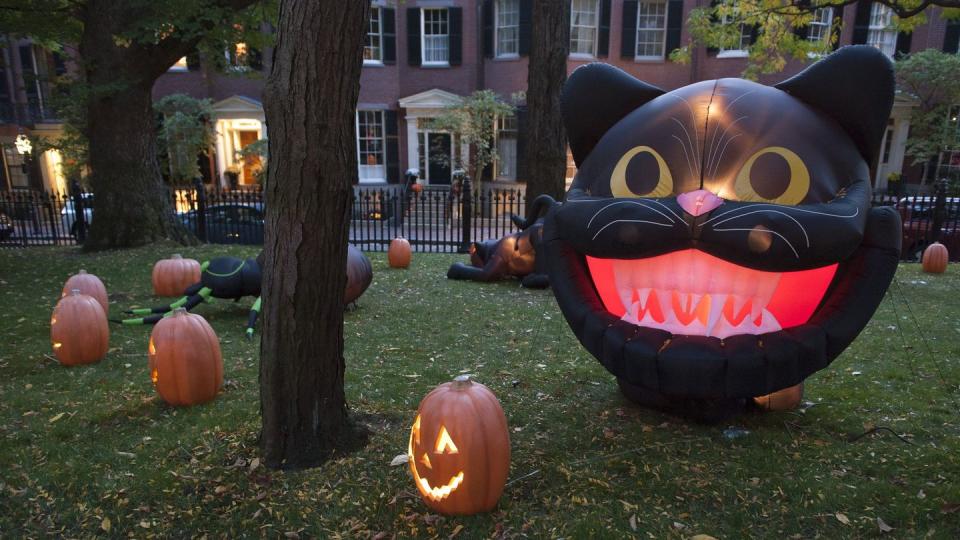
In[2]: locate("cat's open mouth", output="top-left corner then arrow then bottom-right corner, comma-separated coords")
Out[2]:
585,250 -> 837,339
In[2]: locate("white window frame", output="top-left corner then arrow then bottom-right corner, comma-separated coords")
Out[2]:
806,7 -> 834,45
635,0 -> 668,61
364,7 -> 383,65
717,13 -> 751,58
356,110 -> 386,184
421,8 -> 450,66
569,0 -> 599,58
495,0 -> 520,58
867,3 -> 897,58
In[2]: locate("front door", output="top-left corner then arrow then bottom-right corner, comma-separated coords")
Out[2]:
426,132 -> 452,185
237,130 -> 261,185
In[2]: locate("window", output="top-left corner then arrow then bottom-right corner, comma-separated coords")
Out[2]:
807,8 -> 834,44
169,57 -> 189,71
635,0 -> 667,60
365,7 -> 383,63
422,8 -> 449,65
867,3 -> 896,57
496,0 -> 520,57
496,116 -> 517,180
226,42 -> 250,71
718,12 -> 752,58
356,110 -> 386,183
570,0 -> 599,56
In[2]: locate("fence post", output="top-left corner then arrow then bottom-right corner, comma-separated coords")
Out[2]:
70,179 -> 87,244
194,177 -> 208,243
931,178 -> 947,243
458,173 -> 472,253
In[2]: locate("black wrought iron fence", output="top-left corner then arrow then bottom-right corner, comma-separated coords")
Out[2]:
2,183 -> 957,262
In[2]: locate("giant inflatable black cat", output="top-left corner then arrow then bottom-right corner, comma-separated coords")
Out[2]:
542,46 -> 901,419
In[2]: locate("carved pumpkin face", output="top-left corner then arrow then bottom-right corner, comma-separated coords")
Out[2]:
407,376 -> 510,515
542,47 -> 902,411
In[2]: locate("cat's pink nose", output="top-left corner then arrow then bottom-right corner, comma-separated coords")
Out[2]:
677,189 -> 724,217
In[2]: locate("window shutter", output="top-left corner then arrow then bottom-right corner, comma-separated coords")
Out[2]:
518,0 -> 533,56
944,21 -> 960,54
515,106 -> 527,181
407,8 -> 421,66
621,0 -> 638,59
383,8 -> 397,64
895,31 -> 912,57
747,25 -> 759,46
385,110 -> 400,184
665,0 -> 683,58
706,0 -> 720,55
449,7 -> 463,65
248,47 -> 263,71
832,7 -> 844,50
483,0 -> 494,58
186,51 -> 201,71
792,0 -> 811,40
597,0 -> 612,57
851,1 -> 872,45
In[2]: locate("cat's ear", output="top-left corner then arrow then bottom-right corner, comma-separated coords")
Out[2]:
775,45 -> 894,167
561,63 -> 665,167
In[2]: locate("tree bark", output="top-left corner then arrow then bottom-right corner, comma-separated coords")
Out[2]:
259,0 -> 369,469
522,0 -> 570,214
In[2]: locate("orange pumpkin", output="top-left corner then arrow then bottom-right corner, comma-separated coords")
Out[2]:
62,269 -> 108,314
148,308 -> 223,406
50,290 -> 109,366
388,237 -> 412,268
411,183 -> 423,193
408,376 -> 510,515
753,383 -> 804,411
152,254 -> 201,297
922,242 -> 948,274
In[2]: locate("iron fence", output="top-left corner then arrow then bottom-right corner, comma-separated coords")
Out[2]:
2,183 -> 957,262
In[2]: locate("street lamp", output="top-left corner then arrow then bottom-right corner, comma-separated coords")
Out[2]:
14,133 -> 32,156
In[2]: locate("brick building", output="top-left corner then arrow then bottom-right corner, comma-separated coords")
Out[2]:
4,1 -> 960,193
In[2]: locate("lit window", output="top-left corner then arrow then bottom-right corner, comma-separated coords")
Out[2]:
496,0 -> 520,57
422,8 -> 450,65
226,43 -> 250,71
365,7 -> 383,63
807,8 -> 834,44
570,0 -> 599,57
496,116 -> 517,180
169,57 -> 189,71
635,0 -> 667,60
867,3 -> 897,57
357,110 -> 386,183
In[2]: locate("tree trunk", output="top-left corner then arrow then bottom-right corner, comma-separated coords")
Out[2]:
79,1 -> 197,250
259,0 -> 369,469
523,0 -> 570,215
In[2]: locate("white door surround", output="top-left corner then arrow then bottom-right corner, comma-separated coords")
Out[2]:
398,88 -> 469,185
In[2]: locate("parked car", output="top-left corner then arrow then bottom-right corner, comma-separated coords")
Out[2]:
61,193 -> 94,237
0,211 -> 13,240
896,196 -> 960,260
180,202 -> 264,244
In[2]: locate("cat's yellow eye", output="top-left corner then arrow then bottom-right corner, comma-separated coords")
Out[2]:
734,146 -> 809,206
610,146 -> 673,199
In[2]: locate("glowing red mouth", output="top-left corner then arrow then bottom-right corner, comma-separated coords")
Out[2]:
586,249 -> 837,339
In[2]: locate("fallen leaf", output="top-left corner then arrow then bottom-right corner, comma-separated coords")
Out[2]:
449,524 -> 464,538
629,514 -> 637,531
49,412 -> 65,423
249,457 -> 260,471
390,454 -> 409,466
835,512 -> 850,525
690,535 -> 718,540
941,502 -> 960,514
101,517 -> 111,532
877,517 -> 893,533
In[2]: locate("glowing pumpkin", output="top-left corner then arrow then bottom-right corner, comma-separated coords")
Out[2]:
61,269 -> 108,314
388,237 -> 412,268
922,242 -> 948,274
50,290 -> 109,366
408,376 -> 510,515
152,254 -> 202,297
148,308 -> 223,406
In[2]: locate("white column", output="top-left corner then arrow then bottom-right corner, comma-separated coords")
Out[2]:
215,120 -> 228,188
405,115 -> 419,181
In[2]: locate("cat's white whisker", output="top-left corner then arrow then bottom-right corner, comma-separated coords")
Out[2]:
591,219 -> 673,241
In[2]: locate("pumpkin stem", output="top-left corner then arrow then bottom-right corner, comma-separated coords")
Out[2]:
78,269 -> 87,275
172,253 -> 182,259
453,374 -> 472,386
173,307 -> 188,317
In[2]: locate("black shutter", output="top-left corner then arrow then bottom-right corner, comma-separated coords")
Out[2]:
793,0 -> 811,40
851,1 -> 872,45
706,0 -> 720,55
186,51 -> 201,71
944,21 -> 960,53
516,106 -> 527,181
518,0 -> 533,56
385,110 -> 400,184
621,0 -> 638,59
747,24 -> 759,46
449,7 -> 463,65
383,8 -> 396,64
407,8 -> 421,66
248,47 -> 263,71
895,31 -> 912,56
483,0 -> 494,58
597,0 -> 611,57
832,7 -> 844,50
665,0 -> 683,57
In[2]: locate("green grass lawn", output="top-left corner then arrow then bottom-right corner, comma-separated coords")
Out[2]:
0,244 -> 957,538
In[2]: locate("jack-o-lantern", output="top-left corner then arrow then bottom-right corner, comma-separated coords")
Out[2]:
61,269 -> 108,314
152,254 -> 202,296
388,237 -> 412,268
51,289 -> 109,366
922,242 -> 948,274
408,376 -> 510,515
148,308 -> 223,406
542,47 -> 902,418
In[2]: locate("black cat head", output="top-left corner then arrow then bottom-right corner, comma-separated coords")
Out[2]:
542,46 -> 902,405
